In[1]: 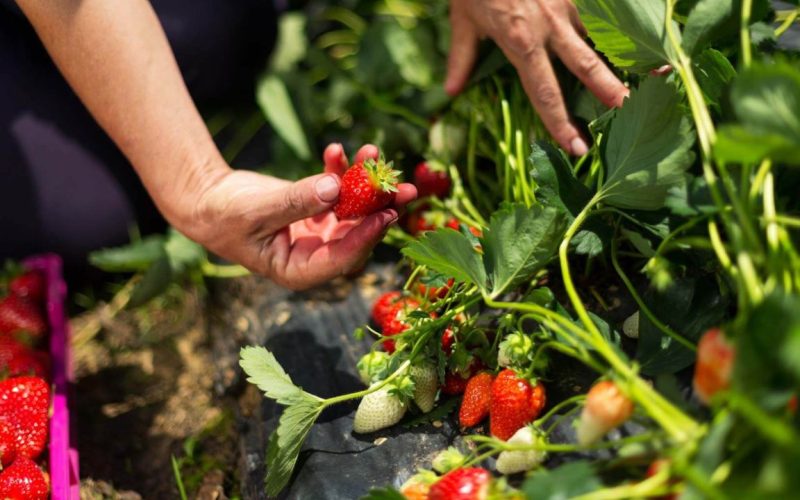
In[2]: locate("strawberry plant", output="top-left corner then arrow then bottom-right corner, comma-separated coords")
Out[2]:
239,0 -> 800,498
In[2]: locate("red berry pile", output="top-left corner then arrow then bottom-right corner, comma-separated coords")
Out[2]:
0,267 -> 51,500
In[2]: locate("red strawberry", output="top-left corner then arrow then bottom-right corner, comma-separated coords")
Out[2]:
693,328 -> 735,405
576,380 -> 634,445
446,218 -> 482,238
414,161 -> 451,199
8,272 -> 46,304
417,278 -> 455,302
0,458 -> 49,500
441,328 -> 455,354
0,376 -> 49,460
428,467 -> 491,500
442,358 -> 484,395
490,369 -> 546,441
459,372 -> 494,428
406,208 -> 438,236
5,352 -> 49,380
0,418 -> 16,466
371,291 -> 402,326
334,158 -> 400,219
380,297 -> 421,353
0,296 -> 46,340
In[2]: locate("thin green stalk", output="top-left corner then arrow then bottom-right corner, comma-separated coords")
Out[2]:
775,9 -> 799,37
201,261 -> 251,278
611,238 -> 696,352
322,360 -> 412,407
763,172 -> 779,251
535,394 -> 587,426
741,0 -> 753,68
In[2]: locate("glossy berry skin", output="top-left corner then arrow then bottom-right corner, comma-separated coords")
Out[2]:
371,291 -> 402,326
0,376 -> 49,460
693,328 -> 735,405
8,272 -> 46,304
490,369 -> 546,441
414,162 -> 451,199
0,418 -> 16,466
0,295 -> 46,340
428,467 -> 491,500
459,372 -> 494,428
0,458 -> 49,500
577,380 -> 634,445
334,160 -> 399,219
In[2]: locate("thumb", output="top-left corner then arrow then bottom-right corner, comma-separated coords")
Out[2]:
266,173 -> 341,229
445,4 -> 479,96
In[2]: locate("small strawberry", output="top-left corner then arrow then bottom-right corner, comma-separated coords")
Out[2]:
400,470 -> 438,500
490,369 -> 546,441
0,417 -> 16,466
0,376 -> 49,460
0,457 -> 49,500
371,291 -> 402,326
8,272 -> 46,304
0,296 -> 46,340
497,332 -> 534,368
576,380 -> 634,446
622,311 -> 640,339
446,218 -> 482,238
495,426 -> 547,474
334,158 -> 400,219
357,351 -> 390,386
381,297 -> 421,353
411,362 -> 439,413
353,385 -> 407,434
414,161 -> 451,199
406,207 -> 446,236
459,372 -> 494,428
417,278 -> 455,302
441,328 -> 455,354
428,467 -> 491,500
432,447 -> 467,474
442,358 -> 484,396
693,328 -> 735,405
646,459 -> 677,500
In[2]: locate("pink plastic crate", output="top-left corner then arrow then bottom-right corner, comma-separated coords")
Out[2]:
22,255 -> 80,500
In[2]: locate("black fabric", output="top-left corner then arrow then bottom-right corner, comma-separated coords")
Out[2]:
0,1 -> 276,269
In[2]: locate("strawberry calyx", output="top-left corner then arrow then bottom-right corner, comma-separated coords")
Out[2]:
363,157 -> 400,194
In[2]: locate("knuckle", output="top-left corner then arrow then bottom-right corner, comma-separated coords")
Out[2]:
282,187 -> 307,213
575,53 -> 601,76
502,21 -> 539,58
535,84 -> 561,108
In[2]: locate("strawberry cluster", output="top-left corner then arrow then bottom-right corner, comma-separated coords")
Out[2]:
0,267 -> 51,500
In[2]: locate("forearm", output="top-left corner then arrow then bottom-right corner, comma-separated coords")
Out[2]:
15,0 -> 228,228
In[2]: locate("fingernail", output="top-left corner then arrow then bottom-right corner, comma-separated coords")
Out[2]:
570,137 -> 589,157
381,210 -> 398,226
315,175 -> 340,202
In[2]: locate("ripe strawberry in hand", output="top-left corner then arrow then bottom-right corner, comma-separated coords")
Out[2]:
0,295 -> 46,340
0,458 -> 49,500
334,158 -> 400,219
414,161 -> 451,199
490,369 -> 546,441
459,372 -> 494,428
0,376 -> 49,460
8,272 -> 46,304
576,380 -> 634,445
428,467 -> 491,500
693,328 -> 735,405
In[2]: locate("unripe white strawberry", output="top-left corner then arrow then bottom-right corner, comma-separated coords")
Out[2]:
576,380 -> 634,446
495,426 -> 547,474
357,351 -> 390,385
497,332 -> 534,368
623,311 -> 639,339
411,362 -> 438,413
353,385 -> 407,433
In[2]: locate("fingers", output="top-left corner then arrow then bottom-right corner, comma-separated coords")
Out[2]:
354,144 -> 379,164
444,2 -> 479,96
393,183 -> 418,208
323,143 -> 349,176
550,31 -> 628,109
512,50 -> 589,155
269,209 -> 398,290
263,173 -> 341,230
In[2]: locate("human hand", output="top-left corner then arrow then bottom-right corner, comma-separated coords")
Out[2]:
185,144 -> 416,290
445,0 -> 629,156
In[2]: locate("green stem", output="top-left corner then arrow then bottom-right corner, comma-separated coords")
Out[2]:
775,9 -> 799,37
322,360 -> 412,407
741,0 -> 753,68
201,261 -> 251,278
535,394 -> 586,426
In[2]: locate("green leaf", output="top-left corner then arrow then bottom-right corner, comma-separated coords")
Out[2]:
256,74 -> 312,160
636,277 -> 729,376
239,346 -> 307,404
683,0 -> 771,54
600,78 -> 695,210
163,229 -> 206,275
383,22 -> 435,89
128,255 -> 174,308
269,13 -> 307,74
665,176 -> 717,216
265,401 -> 323,496
714,60 -> 800,165
693,49 -> 736,111
522,461 -> 602,499
574,0 -> 679,72
360,488 -> 407,500
402,229 -> 487,290
482,205 -> 567,298
88,235 -> 166,272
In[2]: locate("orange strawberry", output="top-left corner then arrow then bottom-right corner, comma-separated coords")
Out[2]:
693,328 -> 735,405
